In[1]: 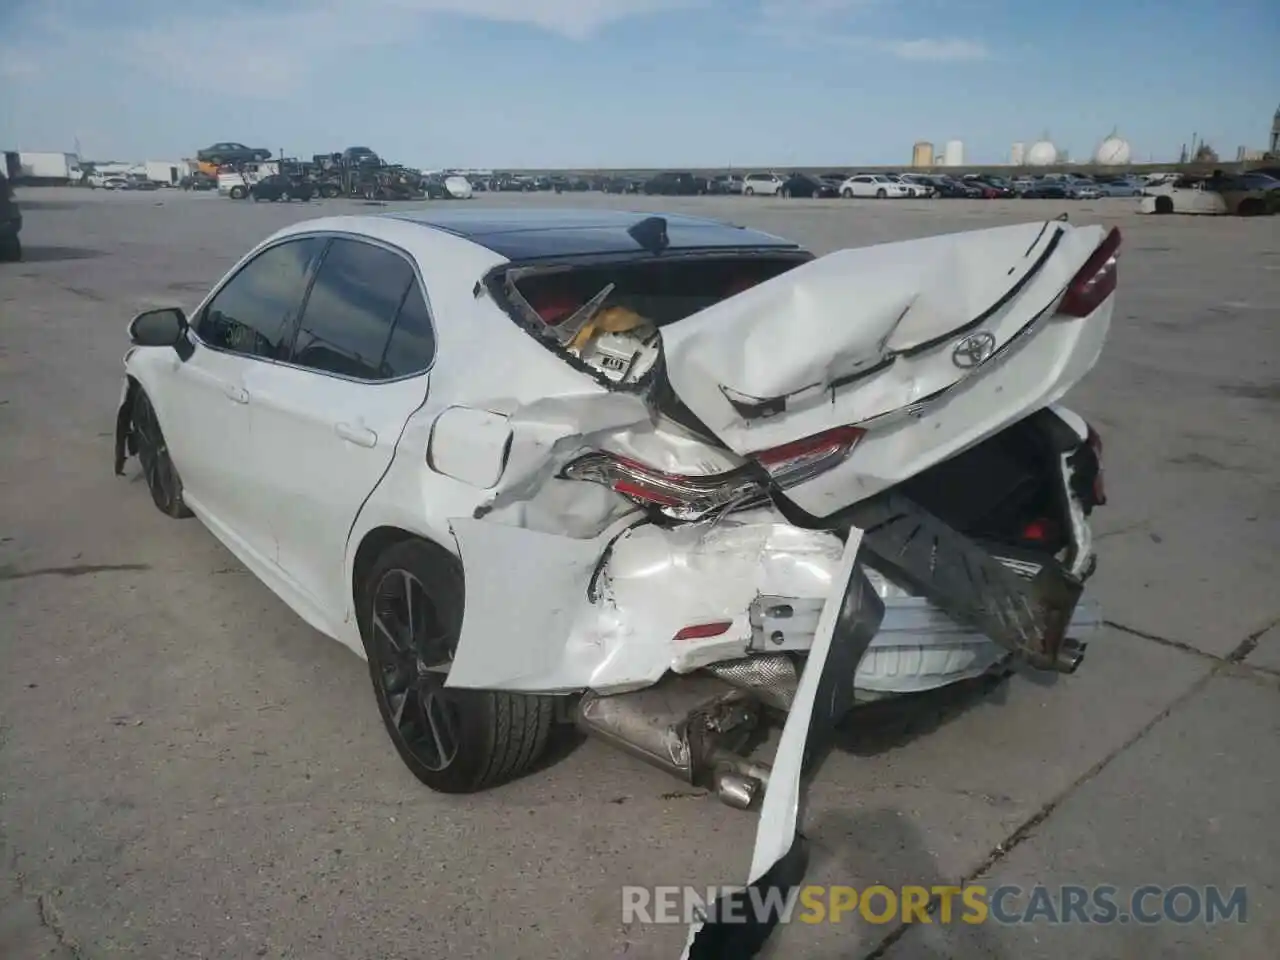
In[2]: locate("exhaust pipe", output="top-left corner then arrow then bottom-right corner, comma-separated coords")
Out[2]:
576,674 -> 770,808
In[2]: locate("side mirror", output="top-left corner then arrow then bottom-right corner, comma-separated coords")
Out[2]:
129,307 -> 188,346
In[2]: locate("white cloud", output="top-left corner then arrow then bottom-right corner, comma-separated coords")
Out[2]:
884,37 -> 989,61
17,0 -> 697,98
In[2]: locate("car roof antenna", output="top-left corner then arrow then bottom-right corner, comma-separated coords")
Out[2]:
628,216 -> 670,254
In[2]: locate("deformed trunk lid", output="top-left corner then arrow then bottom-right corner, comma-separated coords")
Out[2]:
659,220 -> 1113,515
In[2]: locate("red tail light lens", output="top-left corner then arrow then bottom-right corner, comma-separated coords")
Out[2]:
1056,227 -> 1121,318
753,425 -> 866,488
561,452 -> 765,520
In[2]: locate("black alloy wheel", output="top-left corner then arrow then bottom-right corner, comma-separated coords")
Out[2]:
359,539 -> 554,793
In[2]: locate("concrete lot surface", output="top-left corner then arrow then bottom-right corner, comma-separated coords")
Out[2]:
1,188 -> 1277,959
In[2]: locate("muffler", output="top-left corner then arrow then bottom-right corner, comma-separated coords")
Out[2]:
576,674 -> 771,809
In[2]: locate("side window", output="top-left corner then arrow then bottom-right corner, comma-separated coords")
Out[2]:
382,281 -> 436,378
289,238 -> 415,381
197,237 -> 326,359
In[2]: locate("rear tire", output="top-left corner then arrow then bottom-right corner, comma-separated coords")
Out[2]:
0,234 -> 21,262
229,185 -> 247,200
876,188 -> 887,199
130,388 -> 193,519
1154,195 -> 1174,215
358,539 -> 555,793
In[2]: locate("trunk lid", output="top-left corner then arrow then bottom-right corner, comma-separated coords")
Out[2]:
659,220 -> 1117,516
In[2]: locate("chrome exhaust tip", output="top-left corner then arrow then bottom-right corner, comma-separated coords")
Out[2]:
1054,637 -> 1088,673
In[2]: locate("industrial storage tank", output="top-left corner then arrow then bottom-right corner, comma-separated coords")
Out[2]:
912,141 -> 934,168
1010,142 -> 1025,166
1027,139 -> 1058,166
1095,131 -> 1132,165
943,140 -> 964,167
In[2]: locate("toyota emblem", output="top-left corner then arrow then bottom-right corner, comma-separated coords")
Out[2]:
952,332 -> 996,369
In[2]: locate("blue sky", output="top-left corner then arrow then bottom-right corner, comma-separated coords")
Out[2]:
1,0 -> 1276,168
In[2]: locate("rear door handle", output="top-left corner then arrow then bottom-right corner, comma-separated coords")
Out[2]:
222,382 -> 249,404
335,421 -> 377,448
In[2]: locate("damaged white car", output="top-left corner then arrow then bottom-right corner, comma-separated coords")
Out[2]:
116,209 -> 1115,953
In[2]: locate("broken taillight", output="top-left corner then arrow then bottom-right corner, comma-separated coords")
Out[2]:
753,425 -> 866,488
560,452 -> 765,520
1056,226 -> 1121,318
561,425 -> 866,521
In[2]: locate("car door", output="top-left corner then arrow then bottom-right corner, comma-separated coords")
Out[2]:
165,236 -> 327,560
241,235 -> 437,623
853,176 -> 873,197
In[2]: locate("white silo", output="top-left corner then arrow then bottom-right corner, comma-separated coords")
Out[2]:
1027,138 -> 1058,166
1095,130 -> 1132,166
1010,142 -> 1025,166
943,140 -> 964,167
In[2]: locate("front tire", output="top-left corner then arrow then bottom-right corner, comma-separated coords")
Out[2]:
841,187 -> 853,198
744,186 -> 754,196
229,185 -> 247,200
1154,195 -> 1174,215
358,539 -> 554,793
130,389 -> 193,518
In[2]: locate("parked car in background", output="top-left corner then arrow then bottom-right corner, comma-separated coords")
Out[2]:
1067,182 -> 1103,200
777,173 -> 838,198
711,174 -> 744,195
423,174 -> 474,200
197,142 -> 273,165
927,176 -> 976,198
251,174 -> 315,203
1020,182 -> 1069,200
126,176 -> 160,192
180,172 -> 218,191
840,174 -> 910,198
897,174 -> 938,198
1141,174 -> 1279,216
342,147 -> 381,166
741,172 -> 784,196
643,171 -> 706,196
1095,178 -> 1143,198
600,176 -> 643,194
0,170 -> 22,262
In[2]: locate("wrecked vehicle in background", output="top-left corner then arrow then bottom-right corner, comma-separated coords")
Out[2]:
114,209 -> 1115,956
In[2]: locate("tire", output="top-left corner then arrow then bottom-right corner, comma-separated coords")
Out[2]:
876,188 -> 887,199
0,233 -> 21,263
129,388 -> 193,519
744,186 -> 754,196
841,187 -> 852,198
358,538 -> 554,793
1154,195 -> 1174,215
278,189 -> 291,202
1237,198 -> 1264,217
229,185 -> 247,200
781,188 -> 791,198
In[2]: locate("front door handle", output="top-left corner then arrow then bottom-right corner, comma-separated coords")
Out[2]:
335,421 -> 377,448
222,382 -> 249,404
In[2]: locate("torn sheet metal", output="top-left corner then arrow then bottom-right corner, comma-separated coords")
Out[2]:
681,531 -> 885,959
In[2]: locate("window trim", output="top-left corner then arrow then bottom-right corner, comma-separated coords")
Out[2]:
188,229 -> 439,385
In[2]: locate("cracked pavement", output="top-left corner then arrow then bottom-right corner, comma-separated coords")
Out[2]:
1,189 -> 1278,959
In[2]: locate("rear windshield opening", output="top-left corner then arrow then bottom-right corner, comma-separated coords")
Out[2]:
499,254 -> 807,388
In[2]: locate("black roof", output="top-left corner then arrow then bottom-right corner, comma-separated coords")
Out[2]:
383,208 -> 801,260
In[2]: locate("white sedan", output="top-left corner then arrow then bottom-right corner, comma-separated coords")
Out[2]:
839,174 -> 910,198
115,209 -> 1112,815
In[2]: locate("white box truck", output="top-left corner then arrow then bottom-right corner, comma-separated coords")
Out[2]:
16,151 -> 82,185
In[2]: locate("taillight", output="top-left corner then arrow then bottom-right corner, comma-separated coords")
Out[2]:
1056,227 -> 1121,318
560,452 -> 765,520
1086,424 -> 1107,505
753,425 -> 865,488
